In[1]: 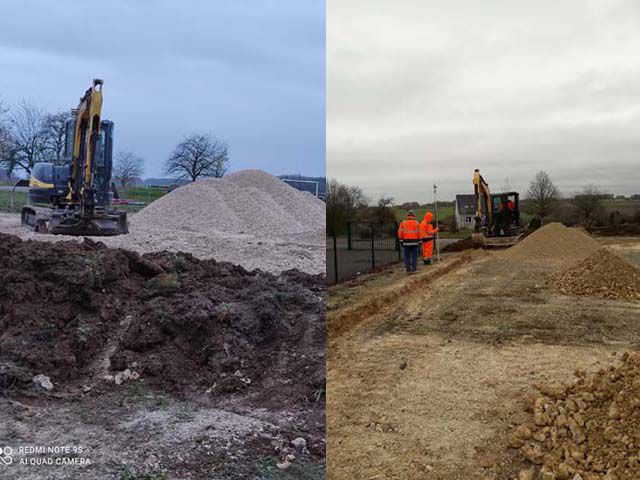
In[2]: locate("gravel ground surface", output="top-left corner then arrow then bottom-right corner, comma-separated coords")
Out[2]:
0,170 -> 325,274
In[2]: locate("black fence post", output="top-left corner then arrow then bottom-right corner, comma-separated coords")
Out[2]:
347,222 -> 352,251
370,223 -> 375,269
332,232 -> 339,285
394,221 -> 401,260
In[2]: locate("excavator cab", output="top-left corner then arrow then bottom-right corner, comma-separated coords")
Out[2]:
490,192 -> 520,236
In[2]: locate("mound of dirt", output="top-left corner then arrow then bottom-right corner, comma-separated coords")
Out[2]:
512,352 -> 640,480
503,223 -> 599,266
131,169 -> 325,239
550,247 -> 640,302
442,236 -> 474,252
0,233 -> 325,410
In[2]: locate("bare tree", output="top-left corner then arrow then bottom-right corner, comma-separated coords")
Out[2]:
43,111 -> 69,165
164,134 -> 229,181
0,99 -> 13,176
326,178 -> 368,234
374,195 -> 395,225
113,151 -> 145,189
9,100 -> 48,174
501,177 -> 512,193
572,185 -> 603,225
526,170 -> 560,219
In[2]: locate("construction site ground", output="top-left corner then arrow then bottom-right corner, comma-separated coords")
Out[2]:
327,236 -> 640,480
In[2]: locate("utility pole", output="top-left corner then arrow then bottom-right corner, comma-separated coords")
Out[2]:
434,183 -> 441,263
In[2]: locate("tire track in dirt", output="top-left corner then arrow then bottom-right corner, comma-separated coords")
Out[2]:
327,252 -> 478,341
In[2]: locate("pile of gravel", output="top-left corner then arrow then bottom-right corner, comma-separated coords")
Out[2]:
550,247 -> 640,302
132,170 -> 325,239
0,170 -> 326,275
512,352 -> 640,480
122,169 -> 325,274
503,223 -> 600,266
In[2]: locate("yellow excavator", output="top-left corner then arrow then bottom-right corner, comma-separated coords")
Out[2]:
472,169 -> 523,248
21,79 -> 128,235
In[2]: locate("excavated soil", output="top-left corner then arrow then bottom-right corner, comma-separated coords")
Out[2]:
0,233 -> 325,478
442,236 -> 475,252
513,351 -> 640,480
550,247 -> 640,302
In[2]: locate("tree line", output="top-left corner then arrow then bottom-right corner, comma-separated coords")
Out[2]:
0,98 -> 230,187
327,170 -> 638,234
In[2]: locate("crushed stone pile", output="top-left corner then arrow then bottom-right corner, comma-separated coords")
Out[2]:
0,233 -> 325,412
131,169 -> 325,240
0,170 -> 326,274
512,352 -> 640,480
503,223 -> 600,266
550,247 -> 640,302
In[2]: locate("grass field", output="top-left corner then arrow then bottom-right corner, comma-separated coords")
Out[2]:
393,206 -> 455,222
0,187 -> 168,214
0,191 -> 27,213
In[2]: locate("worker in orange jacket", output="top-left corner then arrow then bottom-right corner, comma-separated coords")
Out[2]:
419,211 -> 439,265
398,210 -> 420,273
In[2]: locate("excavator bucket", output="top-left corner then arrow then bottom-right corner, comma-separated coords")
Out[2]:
48,211 -> 128,236
22,206 -> 128,236
472,232 -> 522,248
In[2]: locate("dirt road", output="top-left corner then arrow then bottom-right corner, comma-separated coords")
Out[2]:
327,238 -> 640,479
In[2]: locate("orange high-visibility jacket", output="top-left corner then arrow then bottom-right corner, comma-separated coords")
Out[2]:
419,212 -> 439,259
398,218 -> 420,245
419,212 -> 439,240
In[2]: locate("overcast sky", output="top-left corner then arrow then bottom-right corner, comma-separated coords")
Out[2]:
0,0 -> 325,178
328,0 -> 640,203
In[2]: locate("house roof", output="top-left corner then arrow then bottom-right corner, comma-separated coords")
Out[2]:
455,194 -> 476,216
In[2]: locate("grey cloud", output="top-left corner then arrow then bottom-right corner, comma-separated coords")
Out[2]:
328,0 -> 640,202
0,0 -> 325,177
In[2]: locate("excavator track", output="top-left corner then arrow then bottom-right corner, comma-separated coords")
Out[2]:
21,206 -> 128,236
21,206 -> 53,233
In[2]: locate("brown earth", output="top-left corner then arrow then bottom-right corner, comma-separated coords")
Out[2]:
513,351 -> 640,480
0,233 -> 325,479
550,247 -> 640,302
327,227 -> 640,480
442,236 -> 475,252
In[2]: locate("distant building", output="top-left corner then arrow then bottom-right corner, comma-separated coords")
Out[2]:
278,175 -> 326,200
455,194 -> 476,230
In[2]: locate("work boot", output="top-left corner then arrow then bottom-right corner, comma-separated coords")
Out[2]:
423,259 -> 428,265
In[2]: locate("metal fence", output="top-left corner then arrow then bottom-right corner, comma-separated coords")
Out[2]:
327,221 -> 402,285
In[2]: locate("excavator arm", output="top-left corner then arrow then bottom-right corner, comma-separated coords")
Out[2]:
473,169 -> 492,232
67,78 -> 103,220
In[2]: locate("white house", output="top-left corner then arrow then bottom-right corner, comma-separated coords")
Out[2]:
455,194 -> 476,230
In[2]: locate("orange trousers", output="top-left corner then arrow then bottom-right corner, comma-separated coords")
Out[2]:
422,238 -> 434,259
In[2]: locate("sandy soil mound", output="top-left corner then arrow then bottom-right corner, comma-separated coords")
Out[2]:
550,247 -> 640,302
0,233 -> 325,411
503,223 -> 600,266
512,352 -> 640,480
132,169 -> 325,239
